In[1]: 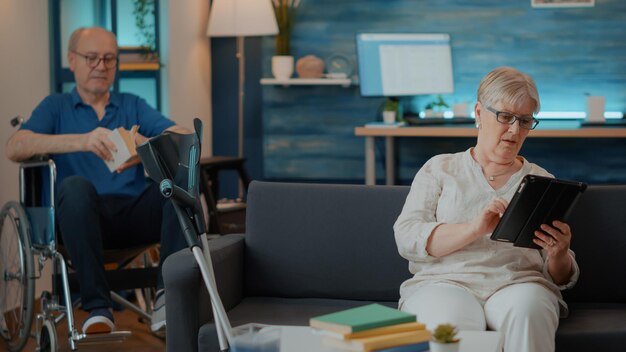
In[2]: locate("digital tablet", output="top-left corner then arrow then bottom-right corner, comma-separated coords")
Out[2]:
490,175 -> 587,249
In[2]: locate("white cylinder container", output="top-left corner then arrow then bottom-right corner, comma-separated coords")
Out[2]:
272,56 -> 294,80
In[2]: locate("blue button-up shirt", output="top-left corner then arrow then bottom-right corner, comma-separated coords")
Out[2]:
21,89 -> 175,196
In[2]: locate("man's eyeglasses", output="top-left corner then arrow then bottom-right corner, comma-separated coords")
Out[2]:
485,105 -> 539,130
72,51 -> 118,69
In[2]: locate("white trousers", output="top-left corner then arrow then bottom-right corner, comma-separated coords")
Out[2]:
402,282 -> 560,352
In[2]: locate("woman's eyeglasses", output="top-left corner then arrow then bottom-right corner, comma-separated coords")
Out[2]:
72,51 -> 118,69
486,106 -> 539,130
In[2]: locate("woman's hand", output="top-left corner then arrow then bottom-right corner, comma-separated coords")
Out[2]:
468,197 -> 508,238
533,220 -> 574,285
82,127 -> 116,161
533,220 -> 571,257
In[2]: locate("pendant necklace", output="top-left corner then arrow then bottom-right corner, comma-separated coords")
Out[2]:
486,160 -> 516,182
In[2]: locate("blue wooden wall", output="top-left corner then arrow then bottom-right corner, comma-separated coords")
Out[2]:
256,0 -> 626,185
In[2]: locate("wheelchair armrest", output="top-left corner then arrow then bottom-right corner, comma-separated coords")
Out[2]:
163,233 -> 245,352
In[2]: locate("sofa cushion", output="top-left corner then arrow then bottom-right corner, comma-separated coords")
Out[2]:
562,185 -> 626,303
244,182 -> 411,301
556,303 -> 626,352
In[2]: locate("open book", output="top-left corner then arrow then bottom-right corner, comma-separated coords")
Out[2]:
104,126 -> 138,172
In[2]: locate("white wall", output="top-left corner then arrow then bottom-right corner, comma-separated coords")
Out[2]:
163,0 -> 213,157
0,0 -> 52,298
0,1 -> 51,206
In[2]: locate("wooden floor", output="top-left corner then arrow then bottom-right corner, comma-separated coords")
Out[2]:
1,305 -> 165,352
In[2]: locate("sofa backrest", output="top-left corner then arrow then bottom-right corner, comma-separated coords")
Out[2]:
563,185 -> 626,303
244,182 -> 626,304
244,181 -> 411,301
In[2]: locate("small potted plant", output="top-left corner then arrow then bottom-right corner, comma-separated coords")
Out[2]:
431,95 -> 450,118
429,323 -> 460,352
271,0 -> 300,80
382,98 -> 400,123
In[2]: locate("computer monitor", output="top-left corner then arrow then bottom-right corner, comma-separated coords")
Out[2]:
356,33 -> 454,97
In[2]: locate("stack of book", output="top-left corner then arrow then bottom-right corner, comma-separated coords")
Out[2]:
309,304 -> 430,352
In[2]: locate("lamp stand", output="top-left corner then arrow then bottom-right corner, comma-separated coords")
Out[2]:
236,36 -> 245,199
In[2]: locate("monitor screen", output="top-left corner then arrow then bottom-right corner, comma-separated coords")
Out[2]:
356,33 -> 454,97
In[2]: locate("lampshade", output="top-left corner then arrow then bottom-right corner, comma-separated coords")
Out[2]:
207,0 -> 278,37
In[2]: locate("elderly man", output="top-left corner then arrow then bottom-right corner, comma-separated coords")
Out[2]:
6,27 -> 188,334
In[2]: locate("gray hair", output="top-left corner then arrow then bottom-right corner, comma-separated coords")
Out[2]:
477,67 -> 541,114
67,27 -> 118,53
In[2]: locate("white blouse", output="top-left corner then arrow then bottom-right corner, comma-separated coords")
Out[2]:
394,149 -> 579,315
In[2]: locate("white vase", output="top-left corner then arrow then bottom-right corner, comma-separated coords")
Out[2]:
429,341 -> 460,352
272,56 -> 294,80
383,111 -> 396,124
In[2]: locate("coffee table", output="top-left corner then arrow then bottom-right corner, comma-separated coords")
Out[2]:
279,326 -> 503,352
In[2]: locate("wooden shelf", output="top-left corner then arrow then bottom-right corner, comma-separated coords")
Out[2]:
119,62 -> 160,71
260,78 -> 352,87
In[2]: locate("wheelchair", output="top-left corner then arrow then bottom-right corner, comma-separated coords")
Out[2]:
1,144 -> 160,349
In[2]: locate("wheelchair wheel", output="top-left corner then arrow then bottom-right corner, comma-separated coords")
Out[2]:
0,201 -> 35,352
37,319 -> 57,352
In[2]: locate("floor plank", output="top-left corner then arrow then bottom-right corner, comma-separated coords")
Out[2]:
1,304 -> 165,352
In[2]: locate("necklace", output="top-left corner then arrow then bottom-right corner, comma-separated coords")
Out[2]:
486,160 -> 516,181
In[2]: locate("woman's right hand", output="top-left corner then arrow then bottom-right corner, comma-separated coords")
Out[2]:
468,197 -> 509,238
82,127 -> 116,161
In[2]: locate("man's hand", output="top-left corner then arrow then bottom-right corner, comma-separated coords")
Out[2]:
115,154 -> 141,173
82,127 -> 117,161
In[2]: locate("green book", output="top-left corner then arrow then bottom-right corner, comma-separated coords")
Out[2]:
309,304 -> 416,334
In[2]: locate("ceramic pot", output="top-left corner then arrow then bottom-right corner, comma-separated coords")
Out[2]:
429,341 -> 460,352
272,56 -> 294,80
383,111 -> 396,123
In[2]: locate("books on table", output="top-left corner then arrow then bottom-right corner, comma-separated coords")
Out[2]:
310,304 -> 429,351
310,304 -> 417,334
323,330 -> 431,352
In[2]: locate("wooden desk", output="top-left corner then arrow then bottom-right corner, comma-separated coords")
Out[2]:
354,125 -> 626,185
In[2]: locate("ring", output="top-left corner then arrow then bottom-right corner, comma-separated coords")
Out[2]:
549,239 -> 555,247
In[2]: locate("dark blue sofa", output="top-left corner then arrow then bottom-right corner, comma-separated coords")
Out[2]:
163,181 -> 626,351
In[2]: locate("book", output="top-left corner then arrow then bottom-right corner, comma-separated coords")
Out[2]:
372,341 -> 429,352
104,126 -> 138,172
313,321 -> 426,340
309,304 -> 416,334
322,330 -> 431,352
365,121 -> 406,128
490,174 -> 587,248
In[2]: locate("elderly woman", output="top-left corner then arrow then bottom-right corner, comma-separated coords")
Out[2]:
394,67 -> 578,352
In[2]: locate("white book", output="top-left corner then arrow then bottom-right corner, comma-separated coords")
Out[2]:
104,127 -> 137,172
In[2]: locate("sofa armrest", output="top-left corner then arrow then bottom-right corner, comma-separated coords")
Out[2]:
163,233 -> 245,352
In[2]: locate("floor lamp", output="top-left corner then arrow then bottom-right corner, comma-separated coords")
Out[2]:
206,2 -> 277,348
207,0 -> 278,197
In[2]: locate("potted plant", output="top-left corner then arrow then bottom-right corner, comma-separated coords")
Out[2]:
271,0 -> 300,80
431,95 -> 450,118
132,0 -> 158,60
429,323 -> 460,352
382,98 -> 400,123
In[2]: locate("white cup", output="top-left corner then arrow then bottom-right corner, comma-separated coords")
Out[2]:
271,56 -> 294,80
453,103 -> 469,118
383,111 -> 396,124
586,96 -> 605,122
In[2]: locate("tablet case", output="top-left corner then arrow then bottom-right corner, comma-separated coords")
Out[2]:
490,175 -> 587,249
